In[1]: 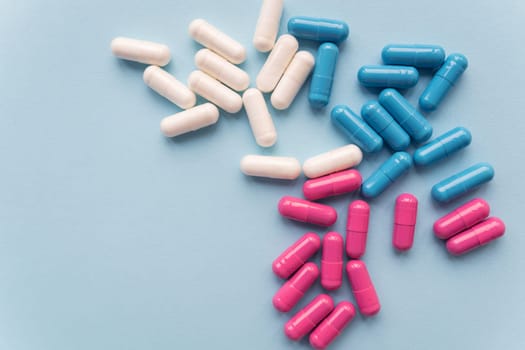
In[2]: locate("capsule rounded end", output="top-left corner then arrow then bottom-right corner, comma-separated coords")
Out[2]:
253,36 -> 274,53
256,132 -> 277,148
449,53 -> 469,70
378,88 -> 397,102
419,95 -> 437,111
309,93 -> 329,109
188,18 -> 206,37
142,65 -> 158,85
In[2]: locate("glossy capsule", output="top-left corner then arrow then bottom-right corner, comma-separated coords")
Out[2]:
393,193 -> 418,251
357,65 -> 419,89
361,101 -> 410,151
242,88 -> 277,147
362,152 -> 412,198
309,42 -> 339,108
256,34 -> 299,93
287,16 -> 349,44
381,44 -> 446,69
240,155 -> 301,180
278,196 -> 338,226
346,260 -> 380,316
346,200 -> 370,259
303,169 -> 362,201
434,198 -> 490,239
253,0 -> 284,52
309,302 -> 356,350
446,217 -> 505,255
111,37 -> 171,66
431,163 -> 494,202
285,294 -> 335,341
331,105 -> 383,153
272,232 -> 321,279
302,144 -> 363,179
273,262 -> 319,312
414,127 -> 472,166
321,232 -> 344,291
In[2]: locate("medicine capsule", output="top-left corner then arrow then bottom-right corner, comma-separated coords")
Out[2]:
272,232 -> 321,279
303,169 -> 362,201
381,44 -> 445,69
309,302 -> 356,350
110,37 -> 171,66
393,193 -> 418,251
242,88 -> 277,147
256,34 -> 299,93
240,155 -> 301,180
253,0 -> 284,52
413,127 -> 472,166
357,65 -> 419,89
446,217 -> 505,255
379,88 -> 432,143
195,48 -> 250,91
346,260 -> 380,316
331,105 -> 383,153
285,294 -> 335,341
346,200 -> 370,259
273,262 -> 319,312
160,103 -> 219,137
361,100 -> 410,151
143,66 -> 196,109
434,198 -> 490,239
303,144 -> 363,179
361,152 -> 412,198
287,17 -> 349,44
188,70 -> 243,113
419,53 -> 468,111
431,162 -> 494,203
278,196 -> 338,227
321,232 -> 343,290
188,19 -> 246,64
309,42 -> 339,108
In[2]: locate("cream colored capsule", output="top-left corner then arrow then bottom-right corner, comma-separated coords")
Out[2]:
160,103 -> 219,137
188,70 -> 243,114
242,88 -> 277,147
111,37 -> 171,66
253,0 -> 284,52
241,155 -> 301,180
143,66 -> 196,109
195,49 -> 250,92
271,51 -> 315,110
303,144 -> 363,178
256,34 -> 299,92
189,19 -> 246,64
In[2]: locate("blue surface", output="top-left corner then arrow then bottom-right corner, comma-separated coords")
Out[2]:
1,1 -> 525,349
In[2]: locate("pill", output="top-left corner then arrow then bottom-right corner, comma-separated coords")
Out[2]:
287,16 -> 349,44
195,49 -> 250,91
381,44 -> 446,69
143,66 -> 196,109
321,232 -> 343,290
309,42 -> 339,108
240,155 -> 301,180
278,196 -> 338,227
361,152 -> 413,198
393,193 -> 418,251
346,260 -> 380,316
419,53 -> 468,111
253,0 -> 284,52
303,169 -> 362,201
360,101 -> 410,151
303,144 -> 363,179
309,301 -> 356,350
431,162 -> 494,202
357,65 -> 419,89
346,200 -> 370,259
446,217 -> 505,255
273,262 -> 319,313
413,127 -> 472,166
110,37 -> 171,66
188,70 -> 243,113
242,88 -> 277,147
271,51 -> 315,110
160,103 -> 219,137
330,105 -> 383,153
379,88 -> 433,143
272,232 -> 321,279
285,294 -> 335,341
256,34 -> 299,92
434,198 -> 490,239
188,18 -> 246,64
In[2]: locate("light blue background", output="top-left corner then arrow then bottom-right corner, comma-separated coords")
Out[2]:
1,0 -> 524,349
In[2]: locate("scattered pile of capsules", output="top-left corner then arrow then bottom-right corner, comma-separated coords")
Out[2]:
110,0 -> 506,348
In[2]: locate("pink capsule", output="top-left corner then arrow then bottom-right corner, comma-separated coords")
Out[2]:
273,262 -> 319,312
272,232 -> 321,279
346,260 -> 380,316
278,196 -> 338,227
346,200 -> 370,259
393,193 -> 418,251
284,294 -> 334,341
446,217 -> 505,255
303,169 -> 362,201
434,198 -> 490,239
321,232 -> 343,290
309,301 -> 356,350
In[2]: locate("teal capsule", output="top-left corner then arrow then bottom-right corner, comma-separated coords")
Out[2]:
414,127 -> 472,166
357,65 -> 419,89
431,163 -> 494,202
362,152 -> 412,198
309,42 -> 339,108
381,44 -> 445,69
287,16 -> 349,44
331,105 -> 383,153
361,101 -> 410,151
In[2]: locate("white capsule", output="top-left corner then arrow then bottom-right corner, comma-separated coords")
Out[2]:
195,49 -> 250,92
188,71 -> 243,114
111,37 -> 171,66
242,88 -> 277,147
160,103 -> 219,137
241,155 -> 301,180
189,19 -> 246,64
303,144 -> 363,178
143,66 -> 196,109
256,34 -> 299,93
271,51 -> 315,110
253,0 -> 284,52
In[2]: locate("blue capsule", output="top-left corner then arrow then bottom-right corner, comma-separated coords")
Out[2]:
361,101 -> 410,151
419,53 -> 468,111
309,42 -> 339,108
414,127 -> 472,166
357,65 -> 419,89
381,44 -> 445,69
378,88 -> 432,143
287,16 -> 349,44
431,162 -> 494,202
331,105 -> 383,153
362,152 -> 412,198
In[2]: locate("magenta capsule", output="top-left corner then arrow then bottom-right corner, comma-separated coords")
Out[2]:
284,294 -> 334,341
321,232 -> 343,290
346,260 -> 380,316
278,196 -> 338,227
346,200 -> 370,259
273,262 -> 319,312
303,169 -> 362,201
434,198 -> 490,239
393,193 -> 418,251
272,232 -> 321,279
446,217 -> 505,255
309,301 -> 356,350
